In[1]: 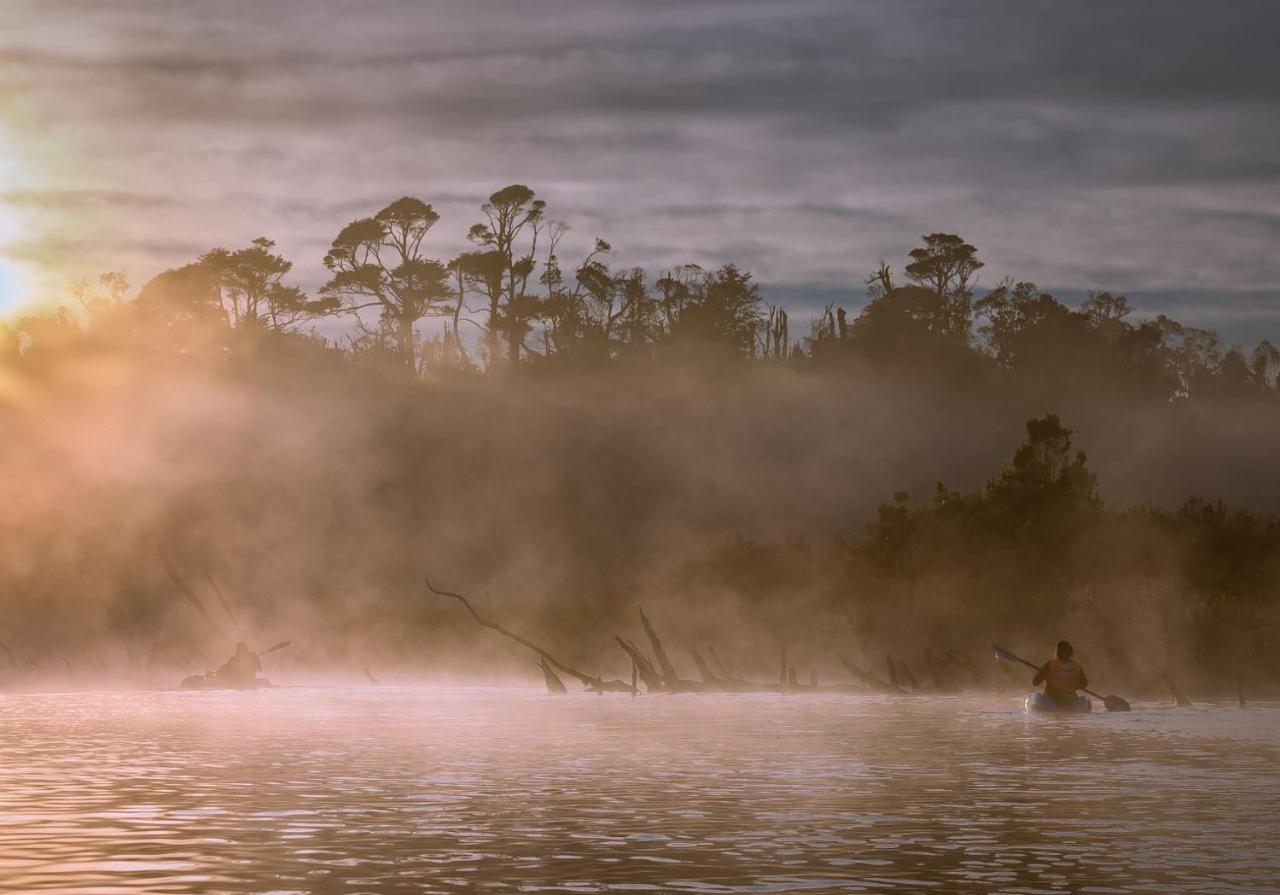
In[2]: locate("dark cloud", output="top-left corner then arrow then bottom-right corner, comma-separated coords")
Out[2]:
1,1 -> 1278,342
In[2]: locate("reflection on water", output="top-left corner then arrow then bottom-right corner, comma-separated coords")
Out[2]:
0,688 -> 1276,893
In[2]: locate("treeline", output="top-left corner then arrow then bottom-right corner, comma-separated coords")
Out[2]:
672,415 -> 1280,694
0,185 -> 1278,692
4,184 -> 1279,406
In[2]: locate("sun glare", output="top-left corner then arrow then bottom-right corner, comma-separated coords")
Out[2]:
0,120 -> 33,315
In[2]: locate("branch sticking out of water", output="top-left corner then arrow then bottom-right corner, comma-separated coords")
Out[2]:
425,576 -> 632,693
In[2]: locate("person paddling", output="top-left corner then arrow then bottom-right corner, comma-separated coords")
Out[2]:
1032,640 -> 1087,706
214,641 -> 263,688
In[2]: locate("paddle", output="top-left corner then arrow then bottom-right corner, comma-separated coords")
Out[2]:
256,640 -> 292,657
992,643 -> 1131,712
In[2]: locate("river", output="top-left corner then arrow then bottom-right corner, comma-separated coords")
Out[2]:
0,688 -> 1275,893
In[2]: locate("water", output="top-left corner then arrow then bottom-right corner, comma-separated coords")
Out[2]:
0,688 -> 1275,894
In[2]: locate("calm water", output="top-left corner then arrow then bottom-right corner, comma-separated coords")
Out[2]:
0,688 -> 1276,894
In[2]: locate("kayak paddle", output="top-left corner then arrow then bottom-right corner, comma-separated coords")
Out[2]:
992,643 -> 1131,712
257,640 -> 292,657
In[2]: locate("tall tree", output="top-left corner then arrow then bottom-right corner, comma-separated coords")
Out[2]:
904,233 -> 983,338
135,260 -> 225,335
466,185 -> 546,369
974,280 -> 1085,370
983,414 -> 1101,543
203,238 -> 333,332
322,197 -> 452,369
660,264 -> 763,358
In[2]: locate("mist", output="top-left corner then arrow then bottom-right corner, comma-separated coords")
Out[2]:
3,224 -> 1278,697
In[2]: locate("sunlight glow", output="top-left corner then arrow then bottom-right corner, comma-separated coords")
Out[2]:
0,119 -> 34,315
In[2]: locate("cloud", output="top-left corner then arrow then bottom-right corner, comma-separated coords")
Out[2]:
1,0 -> 1278,338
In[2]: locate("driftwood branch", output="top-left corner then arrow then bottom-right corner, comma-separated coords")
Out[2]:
616,637 -> 665,691
158,546 -> 226,637
899,660 -> 920,691
425,577 -> 630,692
839,653 -> 903,694
690,647 -> 718,683
539,657 -> 567,695
205,571 -> 244,636
1162,673 -> 1192,707
639,606 -> 679,687
885,654 -> 900,690
707,643 -> 729,678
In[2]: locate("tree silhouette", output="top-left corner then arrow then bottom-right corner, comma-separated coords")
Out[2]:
904,233 -> 983,339
984,414 -> 1101,539
466,185 -> 547,369
322,197 -> 452,368
135,259 -> 225,341
659,264 -> 764,359
203,238 -> 334,332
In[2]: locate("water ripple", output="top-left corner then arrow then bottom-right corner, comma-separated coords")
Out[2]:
0,689 -> 1275,893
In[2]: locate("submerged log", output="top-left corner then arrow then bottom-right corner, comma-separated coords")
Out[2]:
690,647 -> 718,683
838,654 -> 904,694
639,606 -> 680,688
427,576 -> 872,697
899,661 -> 921,692
425,577 -> 632,693
707,644 -> 730,678
539,657 -> 567,695
1162,673 -> 1192,707
924,648 -> 944,690
616,637 -> 665,692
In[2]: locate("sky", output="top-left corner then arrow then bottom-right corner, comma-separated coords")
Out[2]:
2,0 -> 1279,344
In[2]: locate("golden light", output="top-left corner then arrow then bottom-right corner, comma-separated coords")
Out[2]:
0,117 -> 35,316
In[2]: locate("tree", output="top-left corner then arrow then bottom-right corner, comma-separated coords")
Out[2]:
9,306 -> 82,360
1249,340 -> 1280,390
865,260 -> 895,300
322,197 -> 452,369
660,264 -> 764,359
538,237 -> 643,364
903,233 -> 983,339
984,414 -> 1100,541
1081,290 -> 1131,325
974,280 -> 1086,371
204,238 -> 333,332
135,260 -> 224,333
847,285 -> 956,358
466,185 -> 547,369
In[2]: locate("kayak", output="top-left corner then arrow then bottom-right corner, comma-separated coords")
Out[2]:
179,675 -> 273,691
1024,692 -> 1091,714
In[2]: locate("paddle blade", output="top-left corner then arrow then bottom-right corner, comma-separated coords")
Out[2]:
991,643 -> 1022,665
1102,694 -> 1131,712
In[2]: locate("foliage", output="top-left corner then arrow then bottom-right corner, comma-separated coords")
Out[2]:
4,189 -> 1280,690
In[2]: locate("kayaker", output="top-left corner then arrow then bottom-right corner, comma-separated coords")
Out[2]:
214,642 -> 262,688
1032,640 -> 1088,705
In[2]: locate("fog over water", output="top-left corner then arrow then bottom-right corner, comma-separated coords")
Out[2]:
3,333 -> 1279,694
1,689 -> 1275,894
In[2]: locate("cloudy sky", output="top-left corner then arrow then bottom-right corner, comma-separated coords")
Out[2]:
2,0 -> 1279,343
